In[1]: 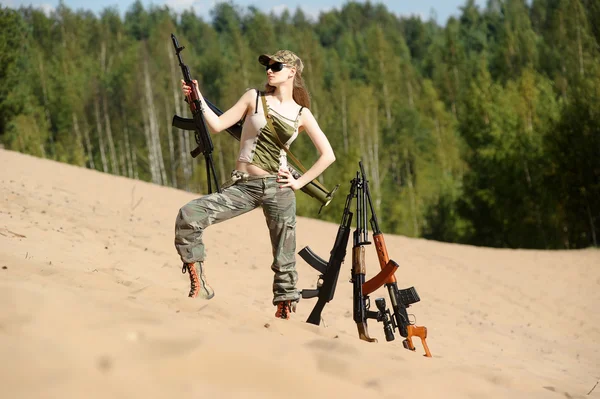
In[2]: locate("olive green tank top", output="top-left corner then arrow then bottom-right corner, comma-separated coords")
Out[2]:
238,90 -> 303,173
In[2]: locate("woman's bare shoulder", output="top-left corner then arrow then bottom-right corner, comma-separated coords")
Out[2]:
242,87 -> 259,98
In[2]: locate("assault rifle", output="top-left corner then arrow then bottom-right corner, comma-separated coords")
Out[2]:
354,161 -> 431,356
299,178 -> 355,325
298,161 -> 431,356
170,33 -> 220,194
350,168 -> 394,343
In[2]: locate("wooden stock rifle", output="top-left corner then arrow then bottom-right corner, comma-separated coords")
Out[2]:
356,161 -> 432,357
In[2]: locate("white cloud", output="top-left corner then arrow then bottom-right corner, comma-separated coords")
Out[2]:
4,0 -> 55,15
165,0 -> 197,8
191,0 -> 220,20
256,1 -> 337,21
270,4 -> 289,16
297,4 -> 334,21
38,2 -> 54,15
162,0 -> 222,20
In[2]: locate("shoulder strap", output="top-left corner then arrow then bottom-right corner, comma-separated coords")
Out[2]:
260,94 -> 330,193
261,94 -> 308,174
255,89 -> 260,114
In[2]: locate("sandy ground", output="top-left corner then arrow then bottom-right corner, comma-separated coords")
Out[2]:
1,148 -> 599,399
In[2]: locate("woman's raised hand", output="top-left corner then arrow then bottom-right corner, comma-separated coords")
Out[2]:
181,79 -> 198,98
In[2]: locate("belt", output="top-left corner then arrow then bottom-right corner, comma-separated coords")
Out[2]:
222,170 -> 277,190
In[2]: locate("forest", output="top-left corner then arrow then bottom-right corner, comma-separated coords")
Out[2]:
1,0 -> 598,249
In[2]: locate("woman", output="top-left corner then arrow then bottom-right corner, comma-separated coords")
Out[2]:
175,50 -> 336,319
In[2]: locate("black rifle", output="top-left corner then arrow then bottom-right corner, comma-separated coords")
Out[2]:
357,161 -> 431,356
350,169 -> 382,342
297,168 -> 393,337
170,33 -> 220,194
299,179 -> 355,325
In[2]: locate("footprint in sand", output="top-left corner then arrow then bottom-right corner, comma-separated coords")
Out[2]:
315,352 -> 349,378
304,338 -> 359,355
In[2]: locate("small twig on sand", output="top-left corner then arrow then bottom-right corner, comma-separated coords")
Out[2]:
588,380 -> 599,395
131,185 -> 143,211
0,229 -> 26,238
7,229 -> 26,238
132,197 -> 143,211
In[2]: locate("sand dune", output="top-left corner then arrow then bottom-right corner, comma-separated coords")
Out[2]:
1,148 -> 598,399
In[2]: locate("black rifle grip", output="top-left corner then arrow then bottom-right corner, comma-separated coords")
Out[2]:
301,289 -> 319,299
306,299 -> 326,325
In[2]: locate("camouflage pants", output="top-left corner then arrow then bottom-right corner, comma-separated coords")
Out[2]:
174,171 -> 298,304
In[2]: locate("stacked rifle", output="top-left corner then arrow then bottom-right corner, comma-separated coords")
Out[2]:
300,161 -> 432,357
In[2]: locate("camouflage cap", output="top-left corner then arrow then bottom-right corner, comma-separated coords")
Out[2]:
259,50 -> 304,73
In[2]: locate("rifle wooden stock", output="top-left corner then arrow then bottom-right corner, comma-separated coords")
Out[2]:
373,234 -> 396,282
403,325 -> 432,357
352,246 -> 376,342
369,232 -> 432,357
357,322 -> 376,343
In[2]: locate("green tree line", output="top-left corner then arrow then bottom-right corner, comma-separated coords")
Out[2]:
1,0 -> 598,249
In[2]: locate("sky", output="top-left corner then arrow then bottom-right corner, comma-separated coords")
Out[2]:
1,0 -> 486,25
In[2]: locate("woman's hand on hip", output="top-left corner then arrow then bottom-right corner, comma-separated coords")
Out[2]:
278,168 -> 302,191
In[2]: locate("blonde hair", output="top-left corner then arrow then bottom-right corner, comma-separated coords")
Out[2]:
265,71 -> 311,109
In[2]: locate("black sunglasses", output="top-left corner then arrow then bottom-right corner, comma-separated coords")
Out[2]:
265,62 -> 288,72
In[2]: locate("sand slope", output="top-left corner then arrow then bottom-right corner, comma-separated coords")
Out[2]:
1,148 -> 598,399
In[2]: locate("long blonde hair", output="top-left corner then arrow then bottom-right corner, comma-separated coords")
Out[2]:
265,72 -> 311,109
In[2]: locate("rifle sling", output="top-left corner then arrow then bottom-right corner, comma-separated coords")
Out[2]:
260,93 -> 329,193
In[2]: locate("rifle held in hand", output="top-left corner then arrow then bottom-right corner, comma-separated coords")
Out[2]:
170,33 -> 220,194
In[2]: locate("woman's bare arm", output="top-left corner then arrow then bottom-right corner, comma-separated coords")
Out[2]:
182,80 -> 254,133
287,108 -> 335,189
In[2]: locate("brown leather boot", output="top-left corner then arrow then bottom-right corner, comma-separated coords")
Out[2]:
182,262 -> 214,299
275,300 -> 296,319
